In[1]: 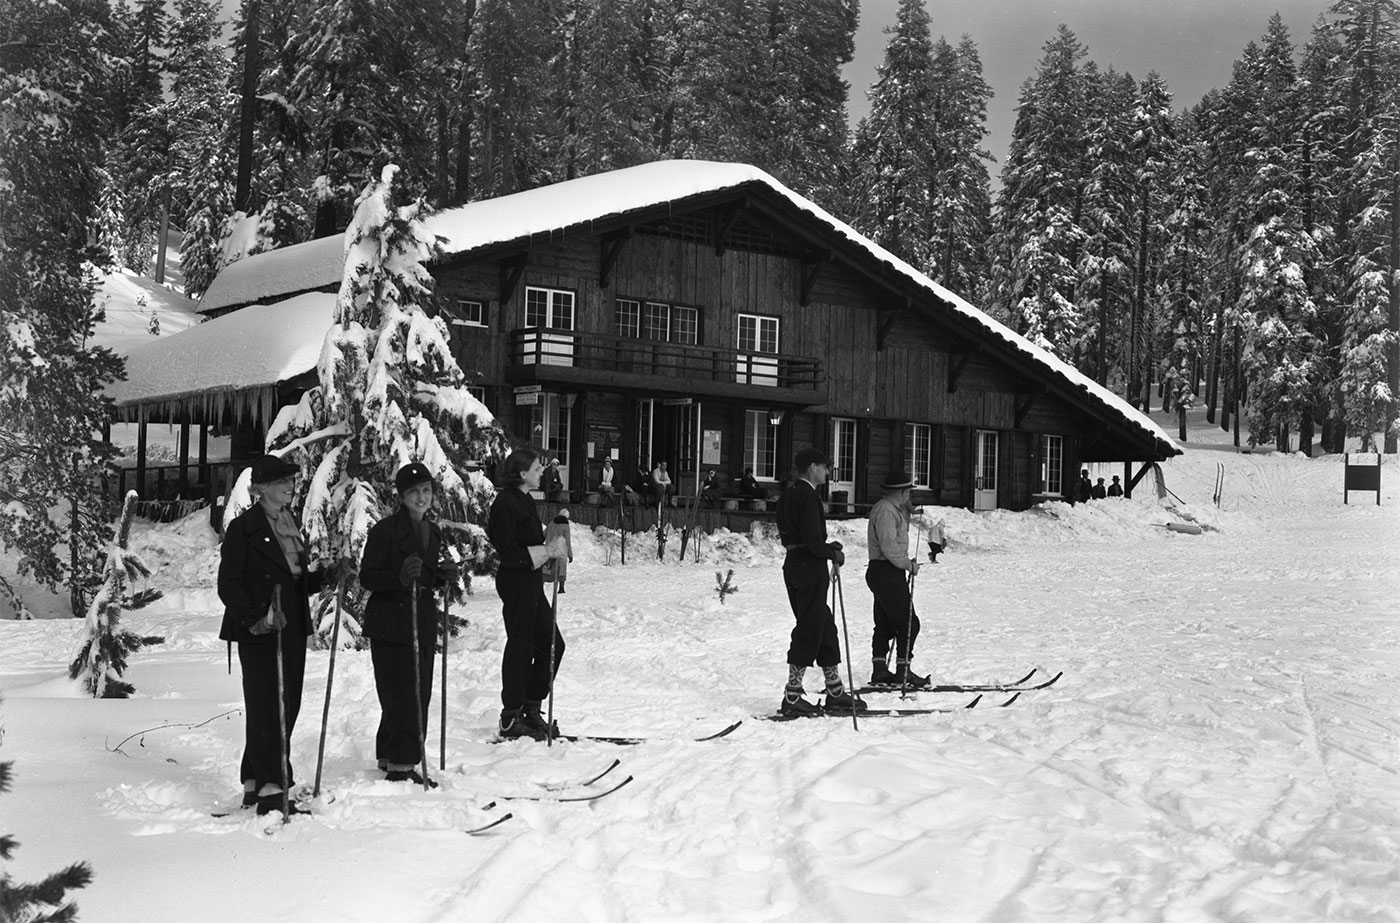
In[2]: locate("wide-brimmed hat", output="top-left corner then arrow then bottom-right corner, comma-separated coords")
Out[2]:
249,454 -> 298,484
394,462 -> 434,493
881,469 -> 914,490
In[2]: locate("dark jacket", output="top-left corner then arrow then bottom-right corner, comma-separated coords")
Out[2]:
359,507 -> 449,644
487,486 -> 545,573
218,503 -> 324,645
776,478 -> 841,561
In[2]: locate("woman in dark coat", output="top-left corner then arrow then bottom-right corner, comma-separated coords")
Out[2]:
218,454 -> 328,816
358,462 -> 457,785
487,447 -> 568,740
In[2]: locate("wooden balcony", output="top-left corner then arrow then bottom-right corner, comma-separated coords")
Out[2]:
505,327 -> 825,405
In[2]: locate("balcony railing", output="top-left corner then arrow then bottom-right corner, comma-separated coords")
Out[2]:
508,327 -> 822,391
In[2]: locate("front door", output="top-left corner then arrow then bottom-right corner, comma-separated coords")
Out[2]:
659,400 -> 700,498
829,417 -> 857,513
974,429 -> 999,511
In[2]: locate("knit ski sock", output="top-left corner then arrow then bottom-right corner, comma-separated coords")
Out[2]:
784,665 -> 807,700
822,665 -> 844,695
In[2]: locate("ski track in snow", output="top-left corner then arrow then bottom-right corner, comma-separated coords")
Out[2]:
1,440 -> 1398,922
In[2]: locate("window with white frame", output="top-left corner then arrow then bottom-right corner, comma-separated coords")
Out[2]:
524,286 -> 575,366
744,409 -> 778,480
615,299 -> 640,338
636,398 -> 654,468
1039,434 -> 1064,496
672,305 -> 698,345
451,299 -> 487,327
736,313 -> 779,386
904,423 -> 932,487
643,302 -> 669,341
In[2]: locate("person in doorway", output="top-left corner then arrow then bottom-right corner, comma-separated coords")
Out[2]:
700,470 -> 722,508
1107,475 -> 1124,498
218,454 -> 331,816
487,447 -> 570,740
540,457 -> 564,502
1092,477 -> 1107,500
865,469 -> 930,688
774,448 -> 865,717
651,460 -> 673,505
543,508 -> 574,593
1077,469 -> 1093,503
598,458 -> 616,500
358,463 -> 457,785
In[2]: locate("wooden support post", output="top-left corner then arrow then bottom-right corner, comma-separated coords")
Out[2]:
198,423 -> 210,500
178,420 -> 191,498
136,421 -> 148,500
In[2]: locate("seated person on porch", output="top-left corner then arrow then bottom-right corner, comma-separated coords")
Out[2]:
737,467 -> 766,500
540,457 -> 564,501
700,470 -> 722,508
598,458 -> 616,499
650,461 -> 673,504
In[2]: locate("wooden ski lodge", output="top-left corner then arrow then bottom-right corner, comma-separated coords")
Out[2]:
108,160 -> 1179,519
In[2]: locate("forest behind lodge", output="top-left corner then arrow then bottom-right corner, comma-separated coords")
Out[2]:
2,0 -> 1397,474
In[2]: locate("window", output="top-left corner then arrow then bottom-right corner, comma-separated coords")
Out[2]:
643,302 -> 669,341
524,286 -> 575,366
531,393 -> 571,468
451,299 -> 487,327
467,385 -> 486,404
905,423 -> 932,487
744,409 -> 778,480
1039,434 -> 1063,496
636,398 -> 654,468
615,299 -> 640,338
672,305 -> 698,345
736,313 -> 780,386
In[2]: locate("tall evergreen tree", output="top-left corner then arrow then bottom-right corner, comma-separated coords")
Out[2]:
1125,71 -> 1177,409
1158,122 -> 1212,438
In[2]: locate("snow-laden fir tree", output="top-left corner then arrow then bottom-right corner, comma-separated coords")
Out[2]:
1158,126 -> 1213,439
1126,72 -> 1177,410
68,492 -> 162,698
1,700 -> 93,922
237,164 -> 509,645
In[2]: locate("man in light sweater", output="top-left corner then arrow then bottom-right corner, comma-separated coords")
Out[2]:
865,469 -> 931,688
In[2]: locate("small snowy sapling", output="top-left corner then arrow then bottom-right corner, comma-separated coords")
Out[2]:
715,569 -> 739,604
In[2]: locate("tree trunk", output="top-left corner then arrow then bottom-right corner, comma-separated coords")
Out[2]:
1299,410 -> 1314,457
1386,128 -> 1399,453
234,0 -> 262,215
451,0 -> 476,206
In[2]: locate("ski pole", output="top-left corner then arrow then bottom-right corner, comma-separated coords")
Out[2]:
272,586 -> 291,822
313,575 -> 347,799
832,564 -> 858,732
901,570 -> 916,700
546,569 -> 560,747
439,585 -> 448,772
409,579 -> 429,790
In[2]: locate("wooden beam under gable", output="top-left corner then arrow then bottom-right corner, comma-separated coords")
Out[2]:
713,203 -> 744,256
599,228 -> 632,288
947,344 -> 980,393
499,252 -> 528,305
1015,384 -> 1046,429
799,248 -> 830,307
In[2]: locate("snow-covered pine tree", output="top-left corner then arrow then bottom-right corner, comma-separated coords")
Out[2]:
1126,72 -> 1177,410
251,165 -> 509,645
1158,125 -> 1213,439
0,0 -> 124,619
68,492 -> 162,698
1,702 -> 93,921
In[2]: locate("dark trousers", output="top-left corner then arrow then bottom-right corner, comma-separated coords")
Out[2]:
370,638 -> 434,767
866,560 -> 920,661
238,635 -> 306,792
497,570 -> 565,710
783,552 -> 841,668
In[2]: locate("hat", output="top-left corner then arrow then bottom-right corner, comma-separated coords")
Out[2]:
249,454 -> 298,484
793,447 -> 830,471
394,462 -> 434,493
881,469 -> 914,490
558,508 -> 571,520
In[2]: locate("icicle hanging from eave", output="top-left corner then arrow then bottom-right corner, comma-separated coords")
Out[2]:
110,385 -> 285,431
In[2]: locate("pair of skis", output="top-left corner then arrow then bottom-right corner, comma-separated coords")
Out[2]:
851,667 -> 1063,697
465,758 -> 634,834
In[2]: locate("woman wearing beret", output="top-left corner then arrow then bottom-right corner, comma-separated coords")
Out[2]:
218,454 -> 328,816
358,462 -> 457,784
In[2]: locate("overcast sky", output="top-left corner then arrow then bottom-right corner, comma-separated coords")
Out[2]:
843,0 -> 1329,174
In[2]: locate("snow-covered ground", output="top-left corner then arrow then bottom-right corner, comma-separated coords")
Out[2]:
2,413 -> 1397,923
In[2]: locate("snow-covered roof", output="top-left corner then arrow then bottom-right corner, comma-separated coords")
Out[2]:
195,160 -> 1176,455
107,291 -> 335,423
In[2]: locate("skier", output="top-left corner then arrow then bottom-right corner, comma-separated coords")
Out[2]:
543,508 -> 574,594
487,447 -> 570,740
1107,475 -> 1124,498
358,462 -> 457,785
774,447 -> 865,717
864,469 -> 930,688
218,454 -> 330,816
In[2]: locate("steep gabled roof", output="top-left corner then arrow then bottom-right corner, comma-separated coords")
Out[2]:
195,160 -> 1178,459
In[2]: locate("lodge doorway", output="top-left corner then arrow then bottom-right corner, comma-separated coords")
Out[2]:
974,429 -> 999,511
636,398 -> 701,499
829,416 -> 857,513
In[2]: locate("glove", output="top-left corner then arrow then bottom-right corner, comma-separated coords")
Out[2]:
438,558 -> 460,581
828,544 -> 845,567
908,559 -> 921,577
251,589 -> 288,634
399,555 -> 424,586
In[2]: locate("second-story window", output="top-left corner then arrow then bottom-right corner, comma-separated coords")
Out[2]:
672,305 -> 698,345
451,299 -> 487,328
736,313 -> 780,386
615,299 -> 640,338
614,297 -> 701,346
643,302 -> 669,341
524,286 -> 575,367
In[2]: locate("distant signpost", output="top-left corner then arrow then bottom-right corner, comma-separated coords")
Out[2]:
1342,453 -> 1382,506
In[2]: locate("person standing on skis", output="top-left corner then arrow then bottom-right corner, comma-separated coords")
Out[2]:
774,447 -> 866,717
487,447 -> 570,740
865,469 -> 930,688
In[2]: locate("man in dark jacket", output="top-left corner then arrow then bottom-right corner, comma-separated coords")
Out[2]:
774,447 -> 865,717
358,462 -> 458,784
218,454 -> 329,816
